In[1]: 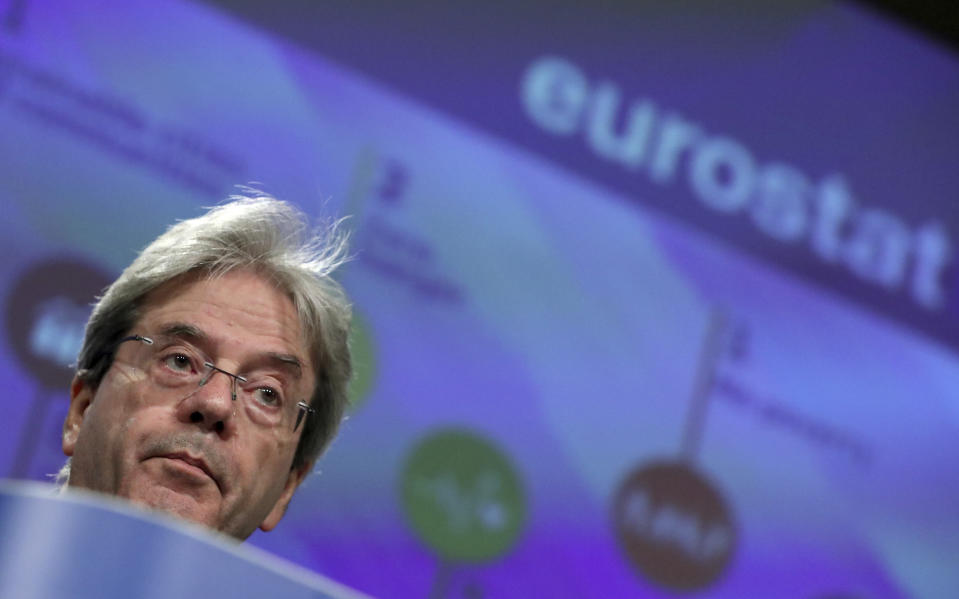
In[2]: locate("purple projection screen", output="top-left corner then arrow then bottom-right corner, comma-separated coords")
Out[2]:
1,2 -> 957,598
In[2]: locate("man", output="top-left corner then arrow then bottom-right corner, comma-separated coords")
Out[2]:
58,193 -> 352,540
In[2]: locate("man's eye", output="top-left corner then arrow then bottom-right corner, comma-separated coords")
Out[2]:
163,353 -> 195,372
253,387 -> 281,407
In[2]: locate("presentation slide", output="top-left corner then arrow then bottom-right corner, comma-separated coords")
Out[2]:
1,2 -> 956,597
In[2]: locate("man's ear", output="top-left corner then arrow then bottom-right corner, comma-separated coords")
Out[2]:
63,375 -> 94,457
259,461 -> 313,532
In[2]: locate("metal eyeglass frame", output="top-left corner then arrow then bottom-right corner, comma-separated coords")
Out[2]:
114,334 -> 315,433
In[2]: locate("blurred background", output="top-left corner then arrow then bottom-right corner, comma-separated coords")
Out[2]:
1,1 -> 957,597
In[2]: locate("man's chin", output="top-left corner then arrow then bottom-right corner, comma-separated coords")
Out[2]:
127,486 -> 219,529
121,481 -> 219,528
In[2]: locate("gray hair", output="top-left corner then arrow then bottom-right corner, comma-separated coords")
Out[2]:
65,191 -> 352,477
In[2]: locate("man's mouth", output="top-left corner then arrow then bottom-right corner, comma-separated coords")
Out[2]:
158,452 -> 221,493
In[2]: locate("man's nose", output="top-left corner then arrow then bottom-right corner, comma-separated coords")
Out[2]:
177,368 -> 237,436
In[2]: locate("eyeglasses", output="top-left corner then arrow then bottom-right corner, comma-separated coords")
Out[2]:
111,333 -> 314,433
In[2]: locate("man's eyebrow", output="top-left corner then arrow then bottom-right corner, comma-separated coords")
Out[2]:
157,322 -> 207,342
155,322 -> 304,378
263,352 -> 304,379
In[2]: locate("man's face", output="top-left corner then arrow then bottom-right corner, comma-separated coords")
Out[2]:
62,269 -> 315,539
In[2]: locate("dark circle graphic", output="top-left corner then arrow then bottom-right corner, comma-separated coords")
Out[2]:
401,428 -> 526,563
612,460 -> 736,591
5,257 -> 113,389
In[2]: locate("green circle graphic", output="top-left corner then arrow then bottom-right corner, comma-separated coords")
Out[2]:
401,429 -> 526,563
347,310 -> 376,411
